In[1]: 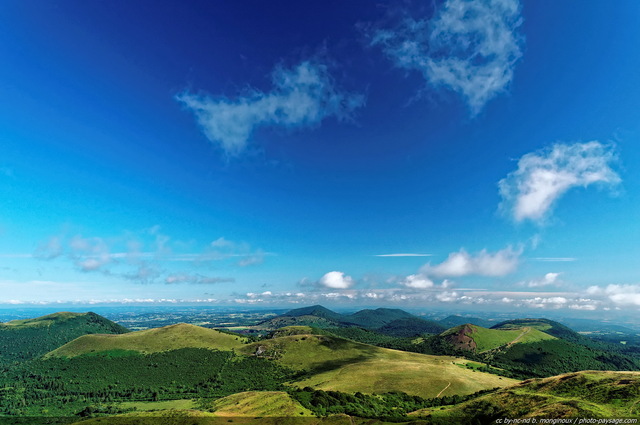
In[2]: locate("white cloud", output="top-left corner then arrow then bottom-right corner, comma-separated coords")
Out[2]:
436,291 -> 459,302
421,246 -> 520,278
522,296 -> 568,308
318,271 -> 355,289
402,274 -> 434,289
521,272 -> 560,288
587,284 -> 640,306
370,0 -> 523,114
499,141 -> 620,223
176,61 -> 364,155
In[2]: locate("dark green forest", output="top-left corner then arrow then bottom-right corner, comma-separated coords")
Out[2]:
0,348 -> 298,417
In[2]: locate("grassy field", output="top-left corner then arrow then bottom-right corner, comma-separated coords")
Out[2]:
117,399 -> 197,412
46,323 -> 247,357
210,391 -> 314,417
410,371 -> 640,419
239,330 -> 518,398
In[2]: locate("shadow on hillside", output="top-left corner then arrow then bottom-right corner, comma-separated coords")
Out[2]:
305,340 -> 379,375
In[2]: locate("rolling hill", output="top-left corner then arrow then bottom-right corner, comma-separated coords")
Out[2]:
341,308 -> 415,328
438,314 -> 494,329
376,317 -> 446,337
258,305 -> 445,336
46,322 -> 247,358
210,391 -> 314,417
284,305 -> 343,321
410,371 -> 640,420
439,323 -> 556,352
239,326 -> 518,398
0,311 -> 129,365
415,322 -> 640,379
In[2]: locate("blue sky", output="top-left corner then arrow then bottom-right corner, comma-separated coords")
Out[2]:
1,0 -> 639,315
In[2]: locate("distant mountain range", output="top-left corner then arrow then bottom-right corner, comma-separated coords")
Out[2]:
258,304 -> 446,337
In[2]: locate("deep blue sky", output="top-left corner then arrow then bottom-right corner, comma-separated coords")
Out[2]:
1,0 -> 639,316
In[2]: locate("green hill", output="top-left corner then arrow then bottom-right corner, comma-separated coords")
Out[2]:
492,318 -> 575,337
210,391 -> 314,417
285,305 -> 343,321
414,323 -> 640,379
410,371 -> 640,420
342,308 -> 415,328
439,315 -> 494,329
376,317 -> 446,337
440,324 -> 556,353
46,323 -> 247,358
261,305 -> 432,331
239,327 -> 518,398
258,315 -> 341,330
0,311 -> 129,365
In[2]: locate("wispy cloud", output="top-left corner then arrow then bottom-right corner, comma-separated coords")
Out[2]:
369,0 -> 523,114
421,246 -> 521,278
499,141 -> 620,223
33,229 -> 266,284
176,60 -> 364,155
374,253 -> 433,257
165,274 -> 235,284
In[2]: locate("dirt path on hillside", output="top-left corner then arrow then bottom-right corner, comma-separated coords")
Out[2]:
507,327 -> 530,346
436,381 -> 451,397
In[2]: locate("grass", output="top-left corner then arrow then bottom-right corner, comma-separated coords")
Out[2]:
240,332 -> 519,398
210,391 -> 314,417
410,371 -> 640,419
71,412 -> 412,424
46,323 -> 248,357
117,399 -> 197,411
450,325 -> 556,352
0,312 -> 88,329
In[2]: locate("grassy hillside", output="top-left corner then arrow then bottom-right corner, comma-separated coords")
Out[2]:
441,324 -> 556,352
410,371 -> 640,420
239,328 -> 518,398
72,412 -> 408,424
46,323 -> 247,358
284,305 -> 343,321
210,391 -> 314,417
0,311 -> 129,365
